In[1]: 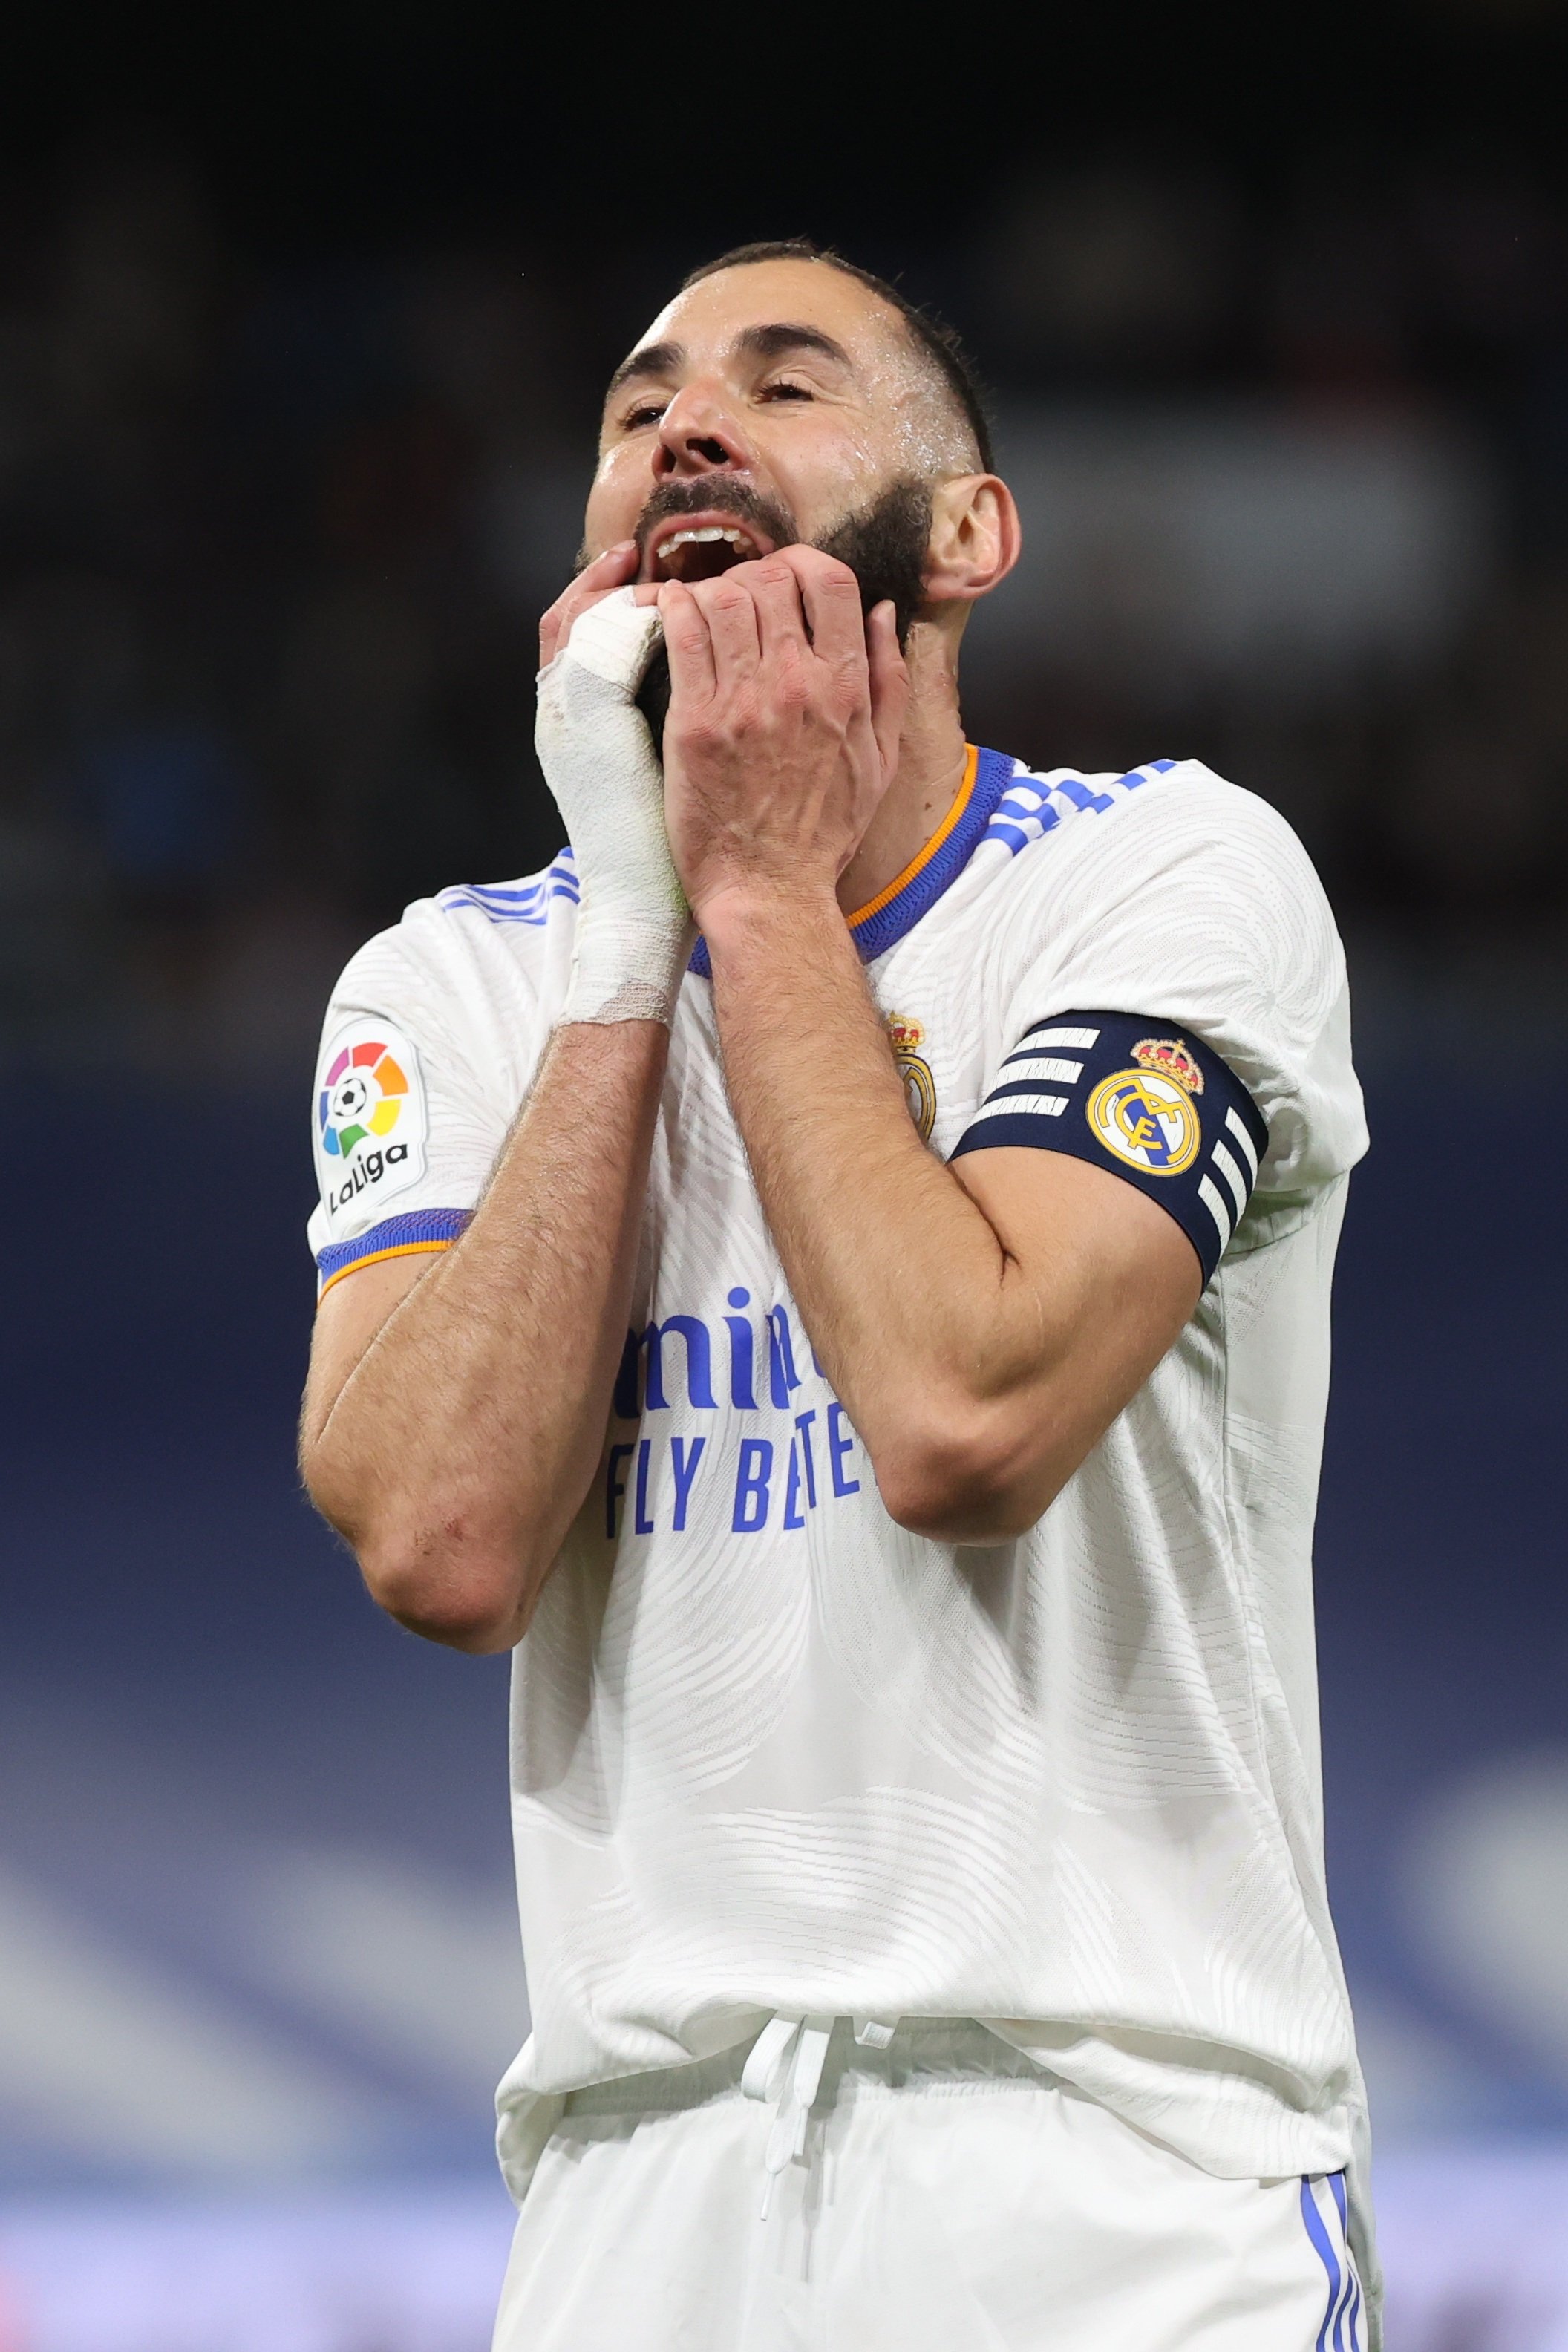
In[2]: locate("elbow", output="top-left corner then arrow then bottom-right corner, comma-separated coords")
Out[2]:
869,1399 -> 1064,1546
303,1450 -> 535,1653
357,1531 -> 532,1653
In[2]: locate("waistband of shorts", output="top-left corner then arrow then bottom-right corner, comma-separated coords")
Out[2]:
561,2017 -> 1054,2120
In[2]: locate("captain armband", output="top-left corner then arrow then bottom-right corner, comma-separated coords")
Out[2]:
950,1009 -> 1269,1283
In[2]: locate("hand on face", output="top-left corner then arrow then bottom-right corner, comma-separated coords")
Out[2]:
656,547 -> 909,932
538,541 -> 662,671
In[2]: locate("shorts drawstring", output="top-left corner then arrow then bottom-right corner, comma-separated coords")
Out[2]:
741,2012 -> 899,2218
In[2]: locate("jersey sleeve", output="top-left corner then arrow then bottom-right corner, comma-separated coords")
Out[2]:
951,767 -> 1367,1281
306,906 -> 528,1298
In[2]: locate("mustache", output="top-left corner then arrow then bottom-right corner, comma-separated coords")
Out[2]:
623,475 -> 935,748
633,477 -> 799,566
627,483 -> 796,748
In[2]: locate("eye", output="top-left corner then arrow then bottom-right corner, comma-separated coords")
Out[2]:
619,399 -> 668,431
759,379 -> 814,404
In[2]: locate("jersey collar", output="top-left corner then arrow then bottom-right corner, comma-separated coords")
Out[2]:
688,744 -> 1013,977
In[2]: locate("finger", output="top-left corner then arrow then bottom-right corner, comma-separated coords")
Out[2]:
692,571 -> 762,686
539,540 -> 637,667
745,558 -> 812,665
866,601 -> 909,781
546,572 -> 659,668
658,579 -> 718,707
774,546 -> 867,673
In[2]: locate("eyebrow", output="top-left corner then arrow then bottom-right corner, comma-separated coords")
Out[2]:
604,321 -> 856,405
734,321 -> 853,370
605,340 -> 684,401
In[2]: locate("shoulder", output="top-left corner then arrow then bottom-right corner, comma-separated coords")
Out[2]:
430,848 -> 581,935
327,850 -> 577,1039
984,757 -> 1338,986
986,756 -> 1315,902
964,755 -> 1364,1195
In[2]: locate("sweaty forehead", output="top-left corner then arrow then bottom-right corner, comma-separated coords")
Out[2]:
633,259 -> 918,386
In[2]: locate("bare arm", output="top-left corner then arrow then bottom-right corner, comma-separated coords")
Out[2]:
659,546 -> 1198,1542
702,887 -> 1197,1540
303,548 -> 690,1649
301,1016 -> 667,1652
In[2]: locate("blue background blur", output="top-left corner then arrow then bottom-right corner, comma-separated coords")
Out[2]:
1,3 -> 1566,2345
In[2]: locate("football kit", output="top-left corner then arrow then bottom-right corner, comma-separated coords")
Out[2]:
309,746 -> 1375,2348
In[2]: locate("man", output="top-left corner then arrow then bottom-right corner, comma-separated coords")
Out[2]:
301,241 -> 1375,2351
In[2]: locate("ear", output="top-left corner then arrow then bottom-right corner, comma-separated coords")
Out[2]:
923,475 -> 1022,607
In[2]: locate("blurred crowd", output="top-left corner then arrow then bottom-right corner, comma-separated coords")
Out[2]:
1,142 -> 1565,1067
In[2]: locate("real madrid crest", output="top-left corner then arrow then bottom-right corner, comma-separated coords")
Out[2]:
1085,1036 -> 1203,1176
886,1013 -> 937,1141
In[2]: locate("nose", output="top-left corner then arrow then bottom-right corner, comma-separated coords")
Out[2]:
653,379 -> 752,482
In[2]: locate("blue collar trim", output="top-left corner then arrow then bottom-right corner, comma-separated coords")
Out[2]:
687,744 -> 1016,979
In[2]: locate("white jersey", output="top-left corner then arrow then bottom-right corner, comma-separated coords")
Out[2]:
307,747 -> 1372,2258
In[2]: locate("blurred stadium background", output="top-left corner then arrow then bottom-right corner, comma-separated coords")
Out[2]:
1,2 -> 1566,2344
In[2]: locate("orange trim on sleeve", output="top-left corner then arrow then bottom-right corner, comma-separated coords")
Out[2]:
846,744 -> 979,930
316,1238 -> 456,1302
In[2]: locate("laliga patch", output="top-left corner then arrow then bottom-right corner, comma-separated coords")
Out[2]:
313,1015 -> 428,1238
951,1010 -> 1268,1284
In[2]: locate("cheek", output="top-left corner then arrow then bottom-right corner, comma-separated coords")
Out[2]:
583,450 -> 648,547
772,418 -> 895,532
881,384 -> 949,478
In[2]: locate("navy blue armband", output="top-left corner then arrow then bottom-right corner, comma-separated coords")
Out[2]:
950,1010 -> 1269,1283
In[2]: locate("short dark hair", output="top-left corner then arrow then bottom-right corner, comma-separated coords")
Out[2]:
680,239 -> 993,474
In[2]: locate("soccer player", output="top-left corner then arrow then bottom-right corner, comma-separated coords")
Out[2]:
300,241 -> 1375,2351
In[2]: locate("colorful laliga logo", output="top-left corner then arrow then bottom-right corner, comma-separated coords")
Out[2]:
318,1039 -> 409,1160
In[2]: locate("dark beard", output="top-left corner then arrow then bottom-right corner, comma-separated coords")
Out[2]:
633,474 -> 934,749
817,477 -> 934,647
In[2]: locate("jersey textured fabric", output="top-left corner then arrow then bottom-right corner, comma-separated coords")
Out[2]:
490,2019 -> 1366,2352
307,746 -> 1376,2329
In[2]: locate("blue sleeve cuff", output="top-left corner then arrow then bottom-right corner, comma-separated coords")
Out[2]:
316,1208 -> 474,1296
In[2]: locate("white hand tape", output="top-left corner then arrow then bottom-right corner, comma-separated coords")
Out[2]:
535,590 -> 689,1027
556,587 -> 664,693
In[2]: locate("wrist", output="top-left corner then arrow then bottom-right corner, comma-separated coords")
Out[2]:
696,878 -> 845,967
562,902 -> 693,1026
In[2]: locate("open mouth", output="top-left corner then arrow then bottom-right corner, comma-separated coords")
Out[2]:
641,510 -> 776,585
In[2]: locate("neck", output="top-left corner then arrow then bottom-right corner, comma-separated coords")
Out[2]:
836,620 -> 970,918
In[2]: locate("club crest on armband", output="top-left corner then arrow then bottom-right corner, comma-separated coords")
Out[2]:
1130,1036 -> 1204,1095
1086,1037 -> 1203,1177
886,1013 -> 936,1142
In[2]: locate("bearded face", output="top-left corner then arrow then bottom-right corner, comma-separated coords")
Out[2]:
607,474 -> 934,749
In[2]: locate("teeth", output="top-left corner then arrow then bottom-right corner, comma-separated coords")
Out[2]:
656,526 -> 749,556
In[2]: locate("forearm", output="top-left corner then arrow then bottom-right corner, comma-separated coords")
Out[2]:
304,1019 -> 667,1648
705,890 -> 1071,1530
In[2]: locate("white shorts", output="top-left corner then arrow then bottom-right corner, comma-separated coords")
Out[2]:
492,2019 -> 1369,2352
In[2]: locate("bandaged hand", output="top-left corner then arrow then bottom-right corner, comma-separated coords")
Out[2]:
536,585 -> 692,1026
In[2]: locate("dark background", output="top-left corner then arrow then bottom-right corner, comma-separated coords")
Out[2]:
2,0 -> 1567,1065
0,1 -> 1565,2341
